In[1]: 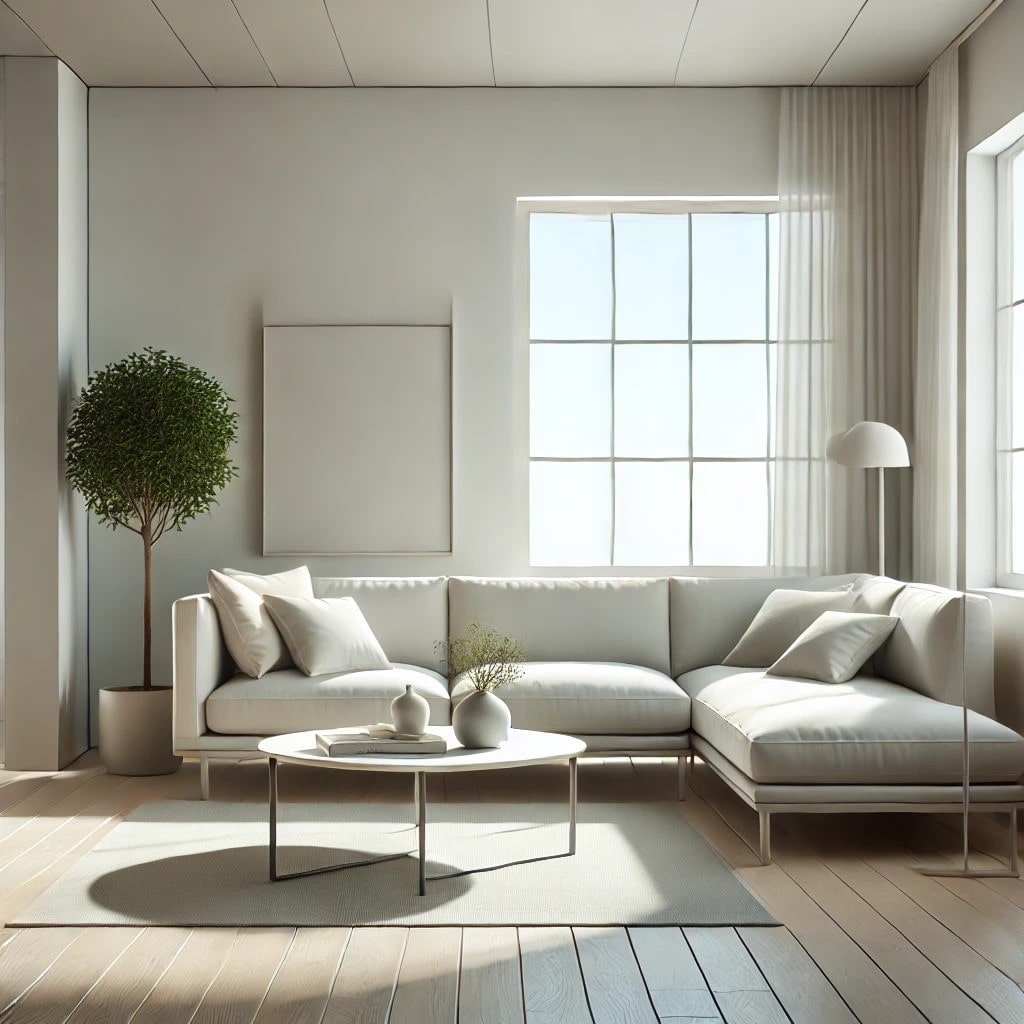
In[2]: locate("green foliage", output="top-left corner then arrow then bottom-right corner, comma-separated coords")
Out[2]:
436,621 -> 526,692
66,348 -> 239,542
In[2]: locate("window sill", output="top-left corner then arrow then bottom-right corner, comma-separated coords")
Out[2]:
971,586 -> 1024,600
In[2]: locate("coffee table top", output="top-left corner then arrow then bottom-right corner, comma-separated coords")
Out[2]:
258,726 -> 585,773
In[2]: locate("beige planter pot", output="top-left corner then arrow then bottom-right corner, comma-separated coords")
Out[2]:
99,686 -> 182,776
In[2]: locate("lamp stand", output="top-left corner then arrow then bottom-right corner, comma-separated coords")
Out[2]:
877,466 -> 885,576
917,593 -> 1020,878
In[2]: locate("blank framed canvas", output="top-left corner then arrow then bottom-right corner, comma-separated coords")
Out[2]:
263,325 -> 452,555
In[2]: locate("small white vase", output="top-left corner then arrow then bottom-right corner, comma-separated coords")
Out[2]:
452,689 -> 511,748
391,684 -> 430,736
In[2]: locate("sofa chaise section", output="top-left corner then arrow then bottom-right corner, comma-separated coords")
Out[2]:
670,576 -> 1024,864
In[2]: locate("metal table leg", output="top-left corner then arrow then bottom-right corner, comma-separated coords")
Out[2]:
417,770 -> 427,896
267,757 -> 409,883
569,756 -> 577,855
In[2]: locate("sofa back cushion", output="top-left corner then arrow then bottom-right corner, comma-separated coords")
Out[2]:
669,574 -> 867,677
872,585 -> 995,716
449,577 -> 670,673
313,577 -> 447,672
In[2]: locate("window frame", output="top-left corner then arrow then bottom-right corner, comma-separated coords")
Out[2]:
519,196 -> 780,572
996,136 -> 1024,588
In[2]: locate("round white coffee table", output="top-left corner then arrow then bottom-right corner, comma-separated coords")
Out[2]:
257,726 -> 587,895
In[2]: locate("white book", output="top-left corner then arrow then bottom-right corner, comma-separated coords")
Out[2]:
315,727 -> 447,757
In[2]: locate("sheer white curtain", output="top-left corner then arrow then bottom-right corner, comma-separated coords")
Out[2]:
774,87 -> 918,576
913,48 -> 959,587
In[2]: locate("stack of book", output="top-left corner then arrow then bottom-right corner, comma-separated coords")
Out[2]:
315,725 -> 447,756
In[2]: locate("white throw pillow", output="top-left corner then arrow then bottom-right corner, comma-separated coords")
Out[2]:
208,565 -> 314,678
263,595 -> 392,676
722,587 -> 855,668
766,611 -> 899,684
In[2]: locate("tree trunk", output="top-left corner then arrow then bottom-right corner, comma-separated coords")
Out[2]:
142,522 -> 153,690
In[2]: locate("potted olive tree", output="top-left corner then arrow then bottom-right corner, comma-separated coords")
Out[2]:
66,348 -> 238,775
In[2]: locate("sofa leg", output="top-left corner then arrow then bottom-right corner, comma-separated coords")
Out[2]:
759,811 -> 771,865
200,755 -> 210,801
677,754 -> 690,801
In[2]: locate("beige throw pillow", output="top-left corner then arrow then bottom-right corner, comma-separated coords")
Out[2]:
263,595 -> 392,676
766,611 -> 898,684
722,587 -> 855,668
208,565 -> 314,678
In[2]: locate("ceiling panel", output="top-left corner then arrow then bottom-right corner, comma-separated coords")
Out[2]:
676,0 -> 864,86
817,0 -> 989,84
488,0 -> 698,86
4,0 -> 207,85
232,0 -> 352,87
153,0 -> 274,86
325,0 -> 492,86
0,3 -> 50,56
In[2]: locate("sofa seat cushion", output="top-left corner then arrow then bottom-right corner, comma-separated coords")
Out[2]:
206,664 -> 450,735
678,665 -> 1024,784
450,662 -> 690,735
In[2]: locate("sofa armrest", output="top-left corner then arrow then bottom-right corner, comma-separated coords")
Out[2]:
173,594 -> 234,748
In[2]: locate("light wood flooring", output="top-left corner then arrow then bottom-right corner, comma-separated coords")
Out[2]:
1,752 -> 1023,1023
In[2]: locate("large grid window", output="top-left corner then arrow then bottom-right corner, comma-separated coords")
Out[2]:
998,138 -> 1024,584
527,202 -> 778,567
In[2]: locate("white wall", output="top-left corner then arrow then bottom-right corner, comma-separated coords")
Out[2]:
5,57 -> 89,769
88,87 -> 780,731
960,0 -> 1024,733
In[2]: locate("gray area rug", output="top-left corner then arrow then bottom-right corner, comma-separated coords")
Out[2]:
14,801 -> 777,927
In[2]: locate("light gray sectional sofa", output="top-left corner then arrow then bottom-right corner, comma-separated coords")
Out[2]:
172,572 -> 1024,863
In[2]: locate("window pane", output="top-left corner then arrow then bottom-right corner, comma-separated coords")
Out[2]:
530,214 -> 611,339
1013,152 -> 1024,303
614,462 -> 690,565
614,345 -> 689,457
692,344 -> 768,457
613,214 -> 688,340
1014,305 -> 1024,448
530,462 -> 611,566
691,213 -> 767,340
1013,452 -> 1024,575
768,213 -> 779,341
531,344 -> 611,457
692,462 -> 769,566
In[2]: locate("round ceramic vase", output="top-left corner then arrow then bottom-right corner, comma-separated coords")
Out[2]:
452,689 -> 512,748
391,684 -> 430,736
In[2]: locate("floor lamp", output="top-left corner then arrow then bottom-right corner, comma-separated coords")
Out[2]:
916,591 -> 1019,879
829,423 -> 1018,877
828,421 -> 910,576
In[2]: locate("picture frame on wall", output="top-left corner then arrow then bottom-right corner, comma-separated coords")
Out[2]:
263,324 -> 452,556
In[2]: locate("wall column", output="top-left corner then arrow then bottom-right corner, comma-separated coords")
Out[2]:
4,57 -> 88,770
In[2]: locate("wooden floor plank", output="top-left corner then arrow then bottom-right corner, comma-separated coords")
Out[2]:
737,927 -> 857,1024
129,929 -> 238,1024
459,926 -> 525,1024
628,926 -> 721,1023
676,779 -> 927,1024
0,928 -> 81,1014
0,768 -> 108,848
2,927 -> 141,1024
685,928 -> 789,1024
573,927 -> 657,1024
63,928 -> 191,1024
252,927 -> 350,1024
321,926 -> 408,1024
389,926 -> 460,1024
690,771 -> 1000,1024
520,926 -> 593,1024
191,928 -> 294,1024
